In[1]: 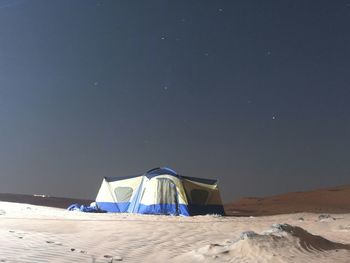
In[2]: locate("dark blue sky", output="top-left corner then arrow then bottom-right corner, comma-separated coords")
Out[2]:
0,0 -> 349,201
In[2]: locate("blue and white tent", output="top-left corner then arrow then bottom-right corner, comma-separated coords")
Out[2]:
95,167 -> 225,216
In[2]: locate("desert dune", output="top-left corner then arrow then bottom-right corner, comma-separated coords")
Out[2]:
225,185 -> 350,216
1,197 -> 350,262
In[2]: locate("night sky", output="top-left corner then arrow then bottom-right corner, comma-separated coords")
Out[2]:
0,0 -> 349,202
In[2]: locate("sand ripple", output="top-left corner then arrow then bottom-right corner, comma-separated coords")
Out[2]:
1,202 -> 350,263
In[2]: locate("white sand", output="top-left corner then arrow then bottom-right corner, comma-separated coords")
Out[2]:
0,201 -> 349,263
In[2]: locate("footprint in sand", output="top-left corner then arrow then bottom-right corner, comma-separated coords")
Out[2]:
14,232 -> 27,239
70,248 -> 87,254
46,241 -> 63,246
318,214 -> 335,222
8,230 -> 23,239
339,225 -> 350,230
104,255 -> 123,261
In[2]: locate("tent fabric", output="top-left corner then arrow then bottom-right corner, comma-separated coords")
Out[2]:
95,167 -> 225,216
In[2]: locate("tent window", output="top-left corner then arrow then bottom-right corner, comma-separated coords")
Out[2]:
114,187 -> 133,202
190,189 -> 208,205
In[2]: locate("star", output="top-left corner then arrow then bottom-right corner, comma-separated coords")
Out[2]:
272,116 -> 276,120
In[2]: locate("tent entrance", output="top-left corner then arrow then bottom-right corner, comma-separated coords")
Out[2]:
156,178 -> 179,215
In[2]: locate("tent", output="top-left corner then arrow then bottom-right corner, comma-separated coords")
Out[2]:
95,167 -> 225,216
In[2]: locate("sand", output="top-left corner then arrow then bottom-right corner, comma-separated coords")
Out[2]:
0,201 -> 350,262
225,185 -> 350,216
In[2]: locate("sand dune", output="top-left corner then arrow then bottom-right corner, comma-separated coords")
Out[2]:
0,201 -> 350,263
225,185 -> 350,216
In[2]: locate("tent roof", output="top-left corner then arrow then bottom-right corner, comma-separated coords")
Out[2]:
181,175 -> 218,185
145,167 -> 218,185
104,167 -> 218,185
104,174 -> 141,182
145,167 -> 178,177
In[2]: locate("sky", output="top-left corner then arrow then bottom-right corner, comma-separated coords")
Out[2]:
0,0 -> 349,202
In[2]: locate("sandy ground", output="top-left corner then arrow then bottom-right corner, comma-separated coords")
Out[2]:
226,185 -> 350,216
0,202 -> 350,262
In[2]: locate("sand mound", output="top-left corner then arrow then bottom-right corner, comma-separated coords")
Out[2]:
178,224 -> 350,263
261,224 -> 350,251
